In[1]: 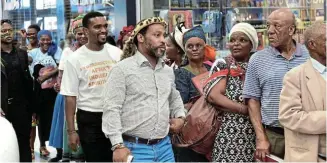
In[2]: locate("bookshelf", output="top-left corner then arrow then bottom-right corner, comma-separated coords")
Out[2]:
150,0 -> 325,56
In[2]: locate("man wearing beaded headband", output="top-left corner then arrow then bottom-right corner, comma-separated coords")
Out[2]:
102,17 -> 186,162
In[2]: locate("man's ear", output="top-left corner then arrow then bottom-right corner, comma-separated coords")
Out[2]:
289,25 -> 296,36
137,33 -> 145,43
307,39 -> 316,51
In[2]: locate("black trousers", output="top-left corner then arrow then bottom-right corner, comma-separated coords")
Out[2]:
6,101 -> 32,162
76,109 -> 113,162
173,146 -> 208,162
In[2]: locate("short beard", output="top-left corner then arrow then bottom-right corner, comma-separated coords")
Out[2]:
144,40 -> 165,58
1,39 -> 12,44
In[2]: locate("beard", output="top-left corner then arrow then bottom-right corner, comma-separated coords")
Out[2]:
144,40 -> 165,58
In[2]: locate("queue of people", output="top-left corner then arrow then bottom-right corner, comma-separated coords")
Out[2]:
0,8 -> 326,163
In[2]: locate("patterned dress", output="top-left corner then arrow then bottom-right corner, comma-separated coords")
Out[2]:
204,56 -> 255,162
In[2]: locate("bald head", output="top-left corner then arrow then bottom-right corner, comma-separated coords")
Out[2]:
304,21 -> 326,43
266,9 -> 297,48
304,21 -> 326,61
268,9 -> 296,27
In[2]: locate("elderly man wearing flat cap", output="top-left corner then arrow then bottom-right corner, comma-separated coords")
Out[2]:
102,17 -> 186,162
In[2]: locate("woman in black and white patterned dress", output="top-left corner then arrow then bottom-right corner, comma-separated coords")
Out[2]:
203,23 -> 259,162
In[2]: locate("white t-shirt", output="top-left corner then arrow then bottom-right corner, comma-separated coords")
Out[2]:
58,47 -> 73,70
60,43 -> 122,112
0,117 -> 19,162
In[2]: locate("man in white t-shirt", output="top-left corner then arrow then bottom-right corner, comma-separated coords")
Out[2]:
60,11 -> 122,162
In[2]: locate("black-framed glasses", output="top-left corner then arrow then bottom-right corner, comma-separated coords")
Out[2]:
1,19 -> 12,25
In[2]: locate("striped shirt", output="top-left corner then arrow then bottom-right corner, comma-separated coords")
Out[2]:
102,51 -> 185,146
243,42 -> 310,127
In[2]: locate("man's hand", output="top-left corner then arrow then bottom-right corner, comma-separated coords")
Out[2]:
113,147 -> 131,162
37,76 -> 47,84
18,29 -> 27,40
68,132 -> 80,151
169,118 -> 185,134
255,137 -> 270,161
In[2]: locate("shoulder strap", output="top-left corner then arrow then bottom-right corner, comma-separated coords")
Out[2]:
224,56 -> 233,86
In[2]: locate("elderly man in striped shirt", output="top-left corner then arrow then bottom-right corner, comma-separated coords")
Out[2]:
243,8 -> 309,160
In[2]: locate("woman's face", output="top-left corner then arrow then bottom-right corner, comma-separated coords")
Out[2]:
39,35 -> 52,53
27,28 -> 38,44
185,37 -> 205,62
165,37 -> 179,60
229,31 -> 252,61
75,27 -> 88,46
121,33 -> 131,48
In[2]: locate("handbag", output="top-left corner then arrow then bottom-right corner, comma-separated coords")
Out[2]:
172,71 -> 222,161
39,66 -> 57,89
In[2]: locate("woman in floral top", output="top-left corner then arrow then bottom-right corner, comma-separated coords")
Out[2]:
204,23 -> 258,162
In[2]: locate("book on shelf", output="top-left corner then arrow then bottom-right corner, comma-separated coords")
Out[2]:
168,10 -> 194,33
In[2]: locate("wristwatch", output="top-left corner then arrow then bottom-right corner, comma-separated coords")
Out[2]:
111,143 -> 126,151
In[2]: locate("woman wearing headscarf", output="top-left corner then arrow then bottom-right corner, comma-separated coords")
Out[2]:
117,25 -> 134,49
203,23 -> 258,162
28,30 -> 62,157
173,26 -> 210,162
165,22 -> 188,69
48,15 -> 87,162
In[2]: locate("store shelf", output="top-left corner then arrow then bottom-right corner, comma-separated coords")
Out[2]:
153,9 -> 169,12
170,7 -> 220,10
224,7 -> 322,9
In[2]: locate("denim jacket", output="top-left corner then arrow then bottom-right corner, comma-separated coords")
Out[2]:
174,64 -> 211,104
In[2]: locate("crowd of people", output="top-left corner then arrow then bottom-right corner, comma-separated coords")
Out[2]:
0,8 -> 326,163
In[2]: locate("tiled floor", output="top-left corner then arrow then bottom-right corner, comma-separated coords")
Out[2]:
33,128 -> 56,162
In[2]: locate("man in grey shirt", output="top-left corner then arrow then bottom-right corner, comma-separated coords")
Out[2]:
243,9 -> 309,160
102,17 -> 186,162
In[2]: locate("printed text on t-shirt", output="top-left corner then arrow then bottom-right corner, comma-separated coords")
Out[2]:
80,60 -> 116,87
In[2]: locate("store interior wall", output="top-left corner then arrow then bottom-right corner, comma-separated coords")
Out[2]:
114,0 -> 127,39
140,0 -> 154,20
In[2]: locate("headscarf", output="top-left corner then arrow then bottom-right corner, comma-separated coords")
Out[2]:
169,22 -> 189,53
117,25 -> 134,48
181,26 -> 215,65
37,30 -> 57,57
121,17 -> 167,60
229,22 -> 258,52
72,15 -> 84,35
182,26 -> 206,46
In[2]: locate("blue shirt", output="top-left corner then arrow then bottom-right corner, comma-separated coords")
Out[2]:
311,57 -> 327,81
28,47 -> 62,76
243,42 -> 310,127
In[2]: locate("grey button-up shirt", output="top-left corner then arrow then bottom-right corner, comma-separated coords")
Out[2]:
102,51 -> 185,146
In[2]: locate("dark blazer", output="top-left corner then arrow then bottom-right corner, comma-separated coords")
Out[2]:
1,47 -> 34,114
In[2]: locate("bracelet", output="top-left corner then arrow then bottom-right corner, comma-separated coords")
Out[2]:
111,143 -> 126,151
67,129 -> 77,135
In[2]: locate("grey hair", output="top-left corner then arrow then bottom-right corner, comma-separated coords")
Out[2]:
304,21 -> 326,47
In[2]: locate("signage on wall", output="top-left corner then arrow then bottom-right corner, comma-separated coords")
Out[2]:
4,0 -> 30,10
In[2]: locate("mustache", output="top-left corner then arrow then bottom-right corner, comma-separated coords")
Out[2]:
1,32 -> 13,39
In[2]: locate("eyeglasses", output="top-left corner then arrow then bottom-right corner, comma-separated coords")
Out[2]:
1,19 -> 12,25
1,29 -> 13,33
